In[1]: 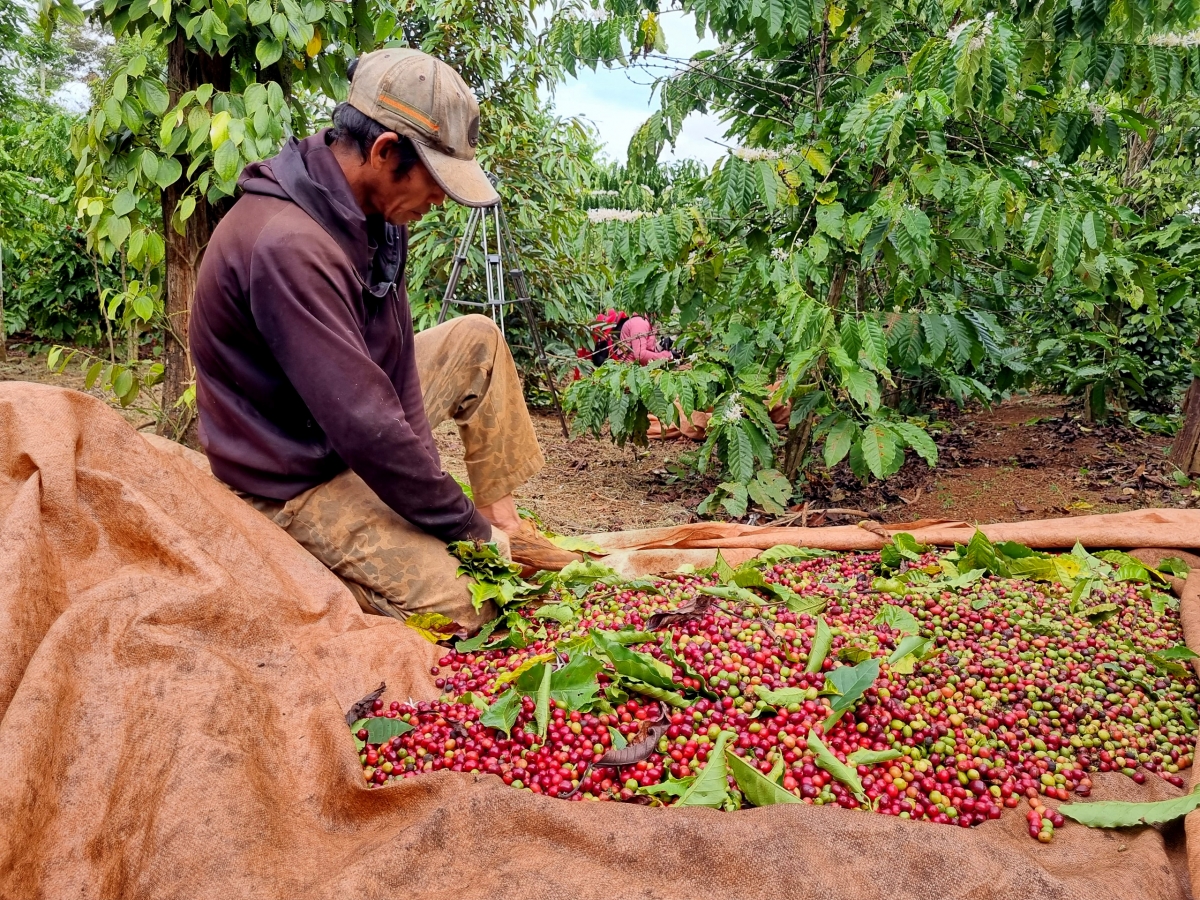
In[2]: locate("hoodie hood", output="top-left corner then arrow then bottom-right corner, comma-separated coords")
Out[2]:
239,129 -> 404,297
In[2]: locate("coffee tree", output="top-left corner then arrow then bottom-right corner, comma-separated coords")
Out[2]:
38,0 -> 594,435
555,0 -> 1200,514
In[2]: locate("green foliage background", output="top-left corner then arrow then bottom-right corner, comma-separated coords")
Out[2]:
2,0 -> 1199,513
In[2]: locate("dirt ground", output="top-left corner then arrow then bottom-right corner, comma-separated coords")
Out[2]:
3,341 -> 1191,536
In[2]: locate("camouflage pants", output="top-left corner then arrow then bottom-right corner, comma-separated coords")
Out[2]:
241,314 -> 544,630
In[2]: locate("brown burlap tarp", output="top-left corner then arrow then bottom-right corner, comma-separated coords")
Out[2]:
3,381 -> 1200,900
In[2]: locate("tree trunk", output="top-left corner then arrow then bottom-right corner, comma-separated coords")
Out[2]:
1171,378 -> 1200,475
0,237 -> 6,362
158,34 -> 231,444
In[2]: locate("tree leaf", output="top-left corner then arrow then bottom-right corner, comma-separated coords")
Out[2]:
363,716 -> 414,743
404,611 -> 458,642
112,189 -> 137,217
727,748 -> 801,806
754,684 -> 810,707
454,618 -> 501,652
847,747 -> 903,766
213,139 -> 241,182
873,603 -> 920,634
480,689 -> 521,737
592,629 -> 678,692
677,730 -> 736,807
860,422 -> 897,478
806,616 -> 833,673
807,729 -> 865,801
823,658 -> 880,726
256,38 -> 283,68
137,78 -> 169,116
534,662 -> 553,737
1059,786 -> 1200,828
824,417 -> 856,467
155,156 -> 182,189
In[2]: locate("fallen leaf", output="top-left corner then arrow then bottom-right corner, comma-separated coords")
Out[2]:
345,681 -> 386,726
1013,500 -> 1034,514
647,593 -> 715,630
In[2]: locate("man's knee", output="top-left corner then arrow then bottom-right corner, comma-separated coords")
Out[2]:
456,314 -> 503,357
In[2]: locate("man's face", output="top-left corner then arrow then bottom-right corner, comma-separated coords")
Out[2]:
367,133 -> 447,225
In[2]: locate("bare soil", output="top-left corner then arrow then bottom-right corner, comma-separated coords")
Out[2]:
4,341 -> 1189,536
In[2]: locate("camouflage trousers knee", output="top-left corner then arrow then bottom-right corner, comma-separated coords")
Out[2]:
239,314 -> 545,629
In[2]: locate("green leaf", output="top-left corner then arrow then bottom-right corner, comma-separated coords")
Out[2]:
757,545 -> 834,565
592,629 -> 678,692
807,729 -> 865,801
248,0 -> 272,23
155,156 -> 182,189
1060,786 -> 1200,829
823,658 -> 880,726
548,654 -> 604,710
754,685 -> 810,707
557,558 -> 619,586
873,603 -> 920,634
727,749 -> 801,806
806,616 -> 833,673
533,603 -> 578,625
859,422 -> 897,478
1159,558 -> 1190,576
363,716 -> 414,743
888,633 -> 930,665
213,139 -> 241,182
480,689 -> 521,737
843,367 -> 881,410
824,417 -> 856,467
454,618 -> 500,652
256,38 -> 283,68
607,725 -> 627,750
1155,645 -> 1199,661
698,584 -> 766,606
112,189 -> 137,217
847,747 -> 903,766
534,662 -> 552,737
677,730 -> 736,807
107,215 -> 131,249
888,421 -> 938,466
137,78 -> 169,116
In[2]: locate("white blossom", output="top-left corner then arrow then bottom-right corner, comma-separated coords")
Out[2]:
1089,102 -> 1107,125
722,392 -> 744,424
586,208 -> 645,223
946,19 -> 973,43
1149,29 -> 1200,47
771,247 -> 789,261
734,147 -> 781,161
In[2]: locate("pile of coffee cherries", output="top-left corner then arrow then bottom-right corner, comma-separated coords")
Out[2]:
354,549 -> 1198,840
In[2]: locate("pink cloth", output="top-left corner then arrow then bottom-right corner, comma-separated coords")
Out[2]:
619,316 -> 672,364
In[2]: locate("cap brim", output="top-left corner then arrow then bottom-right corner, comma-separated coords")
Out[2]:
414,143 -> 499,208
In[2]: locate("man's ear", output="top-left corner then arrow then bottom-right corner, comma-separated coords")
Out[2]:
368,132 -> 401,170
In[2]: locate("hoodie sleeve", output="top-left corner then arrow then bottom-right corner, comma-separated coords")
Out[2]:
248,221 -> 492,543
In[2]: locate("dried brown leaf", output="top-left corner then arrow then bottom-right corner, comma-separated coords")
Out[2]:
345,681 -> 386,726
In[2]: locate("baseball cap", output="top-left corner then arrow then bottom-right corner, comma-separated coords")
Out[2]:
346,48 -> 499,208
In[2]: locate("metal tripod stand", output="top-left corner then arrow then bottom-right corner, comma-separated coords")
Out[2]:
437,182 -> 569,438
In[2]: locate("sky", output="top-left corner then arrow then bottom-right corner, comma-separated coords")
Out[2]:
546,11 -> 730,166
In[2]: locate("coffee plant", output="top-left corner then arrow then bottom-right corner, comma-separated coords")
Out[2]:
553,0 -> 1200,508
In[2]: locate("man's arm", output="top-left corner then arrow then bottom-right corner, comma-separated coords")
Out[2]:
248,226 -> 491,542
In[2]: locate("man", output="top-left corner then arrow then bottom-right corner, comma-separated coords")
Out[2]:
190,48 -> 580,631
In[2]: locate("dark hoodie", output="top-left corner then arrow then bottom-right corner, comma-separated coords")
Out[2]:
190,129 -> 491,542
